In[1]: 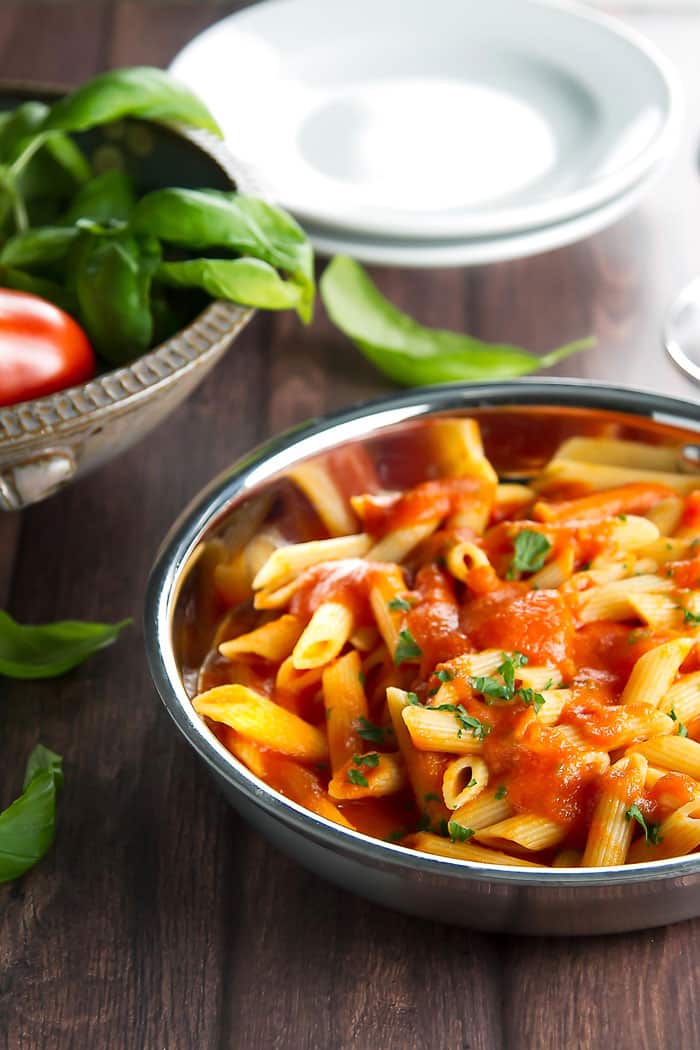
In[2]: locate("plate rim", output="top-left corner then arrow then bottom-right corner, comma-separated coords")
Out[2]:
170,0 -> 683,240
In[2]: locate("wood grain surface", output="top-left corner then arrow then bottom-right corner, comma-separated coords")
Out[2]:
1,4 -> 700,1049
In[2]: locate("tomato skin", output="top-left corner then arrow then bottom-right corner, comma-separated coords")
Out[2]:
0,288 -> 96,407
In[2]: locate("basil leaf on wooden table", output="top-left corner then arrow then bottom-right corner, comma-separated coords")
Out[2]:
320,255 -> 594,385
157,257 -> 304,315
0,745 -> 63,883
42,67 -> 223,137
133,188 -> 315,321
0,610 -> 130,678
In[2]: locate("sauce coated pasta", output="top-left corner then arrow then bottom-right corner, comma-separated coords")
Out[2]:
192,418 -> 700,868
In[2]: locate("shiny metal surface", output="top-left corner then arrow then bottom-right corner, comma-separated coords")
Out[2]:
665,275 -> 700,384
145,379 -> 700,936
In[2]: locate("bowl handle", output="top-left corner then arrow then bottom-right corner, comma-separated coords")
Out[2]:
0,449 -> 76,511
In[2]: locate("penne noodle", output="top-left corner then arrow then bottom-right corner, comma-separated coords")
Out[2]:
367,520 -> 439,562
442,756 -> 489,810
219,613 -> 303,662
659,671 -> 700,726
581,754 -> 648,867
292,601 -> 354,670
252,533 -> 372,590
445,540 -> 490,583
628,735 -> 700,779
328,752 -> 406,799
288,460 -> 357,536
621,638 -> 695,707
452,787 -> 513,830
322,650 -> 369,774
402,706 -> 486,755
475,814 -> 567,852
412,832 -> 545,867
193,684 -> 328,762
387,687 -> 450,826
645,497 -> 684,536
628,800 -> 700,864
551,437 -> 682,472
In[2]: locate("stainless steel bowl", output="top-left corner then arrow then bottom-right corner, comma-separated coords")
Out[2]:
0,85 -> 256,510
145,379 -> 700,936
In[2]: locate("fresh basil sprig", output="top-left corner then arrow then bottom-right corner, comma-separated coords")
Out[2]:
320,255 -> 594,385
0,745 -> 63,883
0,611 -> 130,678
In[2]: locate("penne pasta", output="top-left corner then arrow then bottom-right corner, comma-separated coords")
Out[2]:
192,426 -> 700,870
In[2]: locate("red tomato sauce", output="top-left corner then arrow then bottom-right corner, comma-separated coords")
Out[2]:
354,478 -> 485,536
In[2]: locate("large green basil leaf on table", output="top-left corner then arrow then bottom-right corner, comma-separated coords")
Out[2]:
132,188 -> 315,322
0,610 -> 130,679
0,746 -> 63,883
320,255 -> 594,385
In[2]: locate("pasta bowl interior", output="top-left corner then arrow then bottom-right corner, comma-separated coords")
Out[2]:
146,380 -> 700,936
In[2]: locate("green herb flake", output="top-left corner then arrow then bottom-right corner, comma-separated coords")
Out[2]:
358,671 -> 366,686
388,596 -> 413,612
467,778 -> 477,788
510,530 -> 552,575
394,628 -> 422,665
518,687 -> 546,714
353,752 -> 380,768
495,785 -> 508,800
436,669 -> 454,683
406,691 -> 421,706
448,821 -> 475,843
424,792 -> 442,803
357,716 -> 390,744
625,803 -> 663,846
618,514 -> 628,522
415,812 -> 431,833
670,706 -> 689,737
683,607 -> 700,625
347,768 -> 369,788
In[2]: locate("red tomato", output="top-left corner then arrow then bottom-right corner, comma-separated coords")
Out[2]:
0,288 -> 95,407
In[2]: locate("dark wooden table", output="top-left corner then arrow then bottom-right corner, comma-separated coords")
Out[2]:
2,4 -> 700,1048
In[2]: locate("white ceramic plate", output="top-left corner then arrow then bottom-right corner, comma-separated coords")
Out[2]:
170,0 -> 681,241
302,155 -> 665,267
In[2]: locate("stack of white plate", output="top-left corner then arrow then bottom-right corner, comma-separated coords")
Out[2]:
171,0 -> 682,268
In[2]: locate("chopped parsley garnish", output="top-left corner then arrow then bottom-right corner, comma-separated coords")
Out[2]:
625,803 -> 663,846
347,768 -> 369,787
509,529 -> 552,576
494,785 -> 508,800
467,778 -> 477,788
435,703 -> 491,741
436,668 -> 454,683
518,687 -> 547,713
670,706 -> 689,737
448,821 -> 475,843
352,752 -> 380,768
388,596 -> 413,612
469,652 -> 544,713
683,607 -> 700,624
358,671 -> 366,686
406,691 -> 421,706
424,792 -> 442,803
357,716 -> 391,744
394,628 -> 422,665
618,514 -> 628,522
415,812 -> 431,832
385,828 -> 406,842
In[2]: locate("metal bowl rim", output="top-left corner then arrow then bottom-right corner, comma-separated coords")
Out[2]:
145,377 -> 700,888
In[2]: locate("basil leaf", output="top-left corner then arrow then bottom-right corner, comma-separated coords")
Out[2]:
394,628 -> 422,665
75,232 -> 160,364
320,255 -> 594,384
1,226 -> 79,269
511,529 -> 552,574
157,257 -> 304,317
0,266 -> 77,313
0,610 -> 130,678
133,189 -> 314,321
66,170 -> 135,225
43,67 -> 223,137
0,745 -> 63,883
